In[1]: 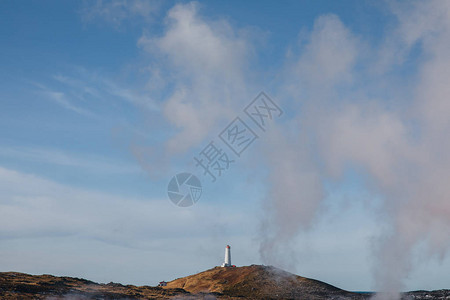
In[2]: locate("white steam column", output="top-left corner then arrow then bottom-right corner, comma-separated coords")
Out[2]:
221,245 -> 231,267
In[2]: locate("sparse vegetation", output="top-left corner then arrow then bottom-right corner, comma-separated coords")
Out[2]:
0,268 -> 449,299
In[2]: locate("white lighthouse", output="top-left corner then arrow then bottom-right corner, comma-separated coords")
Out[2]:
221,245 -> 231,267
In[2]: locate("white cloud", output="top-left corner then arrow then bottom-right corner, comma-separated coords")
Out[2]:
138,2 -> 253,155
290,14 -> 359,89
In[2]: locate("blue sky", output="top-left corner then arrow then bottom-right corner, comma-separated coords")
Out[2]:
1,0 -> 450,295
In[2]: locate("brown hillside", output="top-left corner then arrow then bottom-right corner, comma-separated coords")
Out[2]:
0,272 -> 194,299
0,268 -> 448,299
165,264 -> 367,299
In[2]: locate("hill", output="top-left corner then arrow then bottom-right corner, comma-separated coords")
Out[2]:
0,267 -> 449,299
0,272 -> 192,299
165,264 -> 366,299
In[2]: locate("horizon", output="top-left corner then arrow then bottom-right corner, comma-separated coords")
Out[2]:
0,264 -> 425,294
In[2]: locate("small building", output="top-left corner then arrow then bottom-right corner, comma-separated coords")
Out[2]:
158,281 -> 167,287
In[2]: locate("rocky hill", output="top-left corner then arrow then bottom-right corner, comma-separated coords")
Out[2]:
165,265 -> 365,299
0,272 -> 193,299
0,266 -> 449,299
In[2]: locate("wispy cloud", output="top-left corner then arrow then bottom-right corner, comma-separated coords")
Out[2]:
33,82 -> 95,117
81,0 -> 161,27
0,146 -> 139,175
52,69 -> 160,112
30,67 -> 161,126
45,90 -> 94,117
0,165 -> 253,254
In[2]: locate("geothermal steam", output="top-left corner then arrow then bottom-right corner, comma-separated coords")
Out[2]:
259,2 -> 450,298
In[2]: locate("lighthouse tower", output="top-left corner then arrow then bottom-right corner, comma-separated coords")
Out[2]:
221,245 -> 231,267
